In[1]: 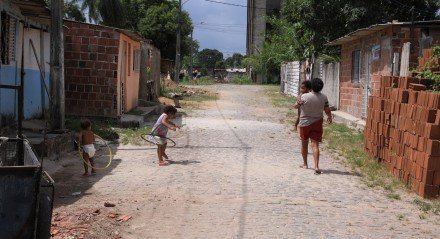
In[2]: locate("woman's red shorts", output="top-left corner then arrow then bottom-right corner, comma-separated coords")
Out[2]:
299,119 -> 323,142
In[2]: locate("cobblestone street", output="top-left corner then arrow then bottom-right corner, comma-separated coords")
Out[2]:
53,85 -> 440,238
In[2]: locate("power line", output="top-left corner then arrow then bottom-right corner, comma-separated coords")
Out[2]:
204,0 -> 267,10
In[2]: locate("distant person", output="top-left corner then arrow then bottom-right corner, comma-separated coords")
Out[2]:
294,80 -> 312,131
78,119 -> 96,176
294,78 -> 332,175
149,105 -> 180,166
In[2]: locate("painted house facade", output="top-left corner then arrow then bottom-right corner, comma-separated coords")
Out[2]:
0,0 -> 51,126
64,21 -> 160,118
328,20 -> 440,120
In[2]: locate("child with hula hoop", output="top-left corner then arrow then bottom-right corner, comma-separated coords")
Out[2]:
78,119 -> 96,176
149,105 -> 180,166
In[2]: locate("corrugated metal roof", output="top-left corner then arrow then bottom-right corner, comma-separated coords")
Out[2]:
11,0 -> 51,24
327,20 -> 440,46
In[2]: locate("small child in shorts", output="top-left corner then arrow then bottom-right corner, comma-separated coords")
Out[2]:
78,119 -> 96,176
150,105 -> 179,166
295,80 -> 312,131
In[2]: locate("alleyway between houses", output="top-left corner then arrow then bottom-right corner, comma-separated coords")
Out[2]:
52,85 -> 439,239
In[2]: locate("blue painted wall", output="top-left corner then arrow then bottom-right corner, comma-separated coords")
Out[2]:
0,66 -> 50,119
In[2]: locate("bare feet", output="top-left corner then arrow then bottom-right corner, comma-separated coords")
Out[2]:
163,153 -> 169,160
300,164 -> 308,169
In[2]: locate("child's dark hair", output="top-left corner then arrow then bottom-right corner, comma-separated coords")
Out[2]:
311,78 -> 324,92
301,80 -> 312,90
163,105 -> 177,115
80,119 -> 92,130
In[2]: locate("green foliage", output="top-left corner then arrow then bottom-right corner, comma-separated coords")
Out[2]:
195,49 -> 224,70
225,53 -> 244,68
78,0 -> 194,60
434,45 -> 440,58
65,117 -> 119,141
231,75 -> 252,85
64,1 -> 86,22
249,0 -> 440,77
114,127 -> 152,145
138,2 -> 193,60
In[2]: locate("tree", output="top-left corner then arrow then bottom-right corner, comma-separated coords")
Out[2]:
78,0 -> 194,61
44,0 -> 86,22
225,53 -> 244,68
195,49 -> 224,70
138,2 -> 193,60
247,0 -> 440,77
64,1 -> 86,22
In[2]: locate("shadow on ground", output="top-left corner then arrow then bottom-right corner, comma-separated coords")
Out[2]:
50,144 -> 121,208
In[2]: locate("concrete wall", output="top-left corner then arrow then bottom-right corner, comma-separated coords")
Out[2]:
64,21 -> 119,117
247,0 -> 281,83
339,25 -> 440,119
280,61 -> 300,97
118,34 -> 140,114
0,5 -> 51,125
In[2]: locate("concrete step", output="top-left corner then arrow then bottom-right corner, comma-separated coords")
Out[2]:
120,104 -> 163,128
331,111 -> 366,130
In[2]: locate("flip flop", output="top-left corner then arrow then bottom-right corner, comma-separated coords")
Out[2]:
159,161 -> 170,166
314,170 -> 322,175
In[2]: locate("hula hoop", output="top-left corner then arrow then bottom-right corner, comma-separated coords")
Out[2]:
77,134 -> 113,170
140,134 -> 177,147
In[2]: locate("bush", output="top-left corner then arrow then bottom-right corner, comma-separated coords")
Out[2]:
231,75 -> 252,85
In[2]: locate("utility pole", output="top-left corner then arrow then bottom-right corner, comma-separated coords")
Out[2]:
189,30 -> 193,80
174,0 -> 182,83
50,0 -> 65,129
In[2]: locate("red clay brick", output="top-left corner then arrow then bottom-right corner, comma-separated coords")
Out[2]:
424,123 -> 440,140
409,83 -> 427,91
426,140 -> 440,156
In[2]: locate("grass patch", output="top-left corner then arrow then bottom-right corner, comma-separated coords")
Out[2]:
114,126 -> 152,145
181,76 -> 215,85
231,75 -> 253,85
264,85 -> 297,108
65,117 -> 119,141
66,117 -> 151,145
184,93 -> 218,102
386,193 -> 401,200
413,199 -> 440,214
323,122 -> 403,192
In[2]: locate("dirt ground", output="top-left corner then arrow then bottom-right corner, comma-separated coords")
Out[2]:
50,85 -> 440,239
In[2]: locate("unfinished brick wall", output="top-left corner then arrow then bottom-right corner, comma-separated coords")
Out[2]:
339,25 -> 440,119
64,21 -> 120,117
364,49 -> 440,198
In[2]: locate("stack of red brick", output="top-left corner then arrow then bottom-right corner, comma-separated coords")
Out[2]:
364,75 -> 440,198
365,48 -> 440,198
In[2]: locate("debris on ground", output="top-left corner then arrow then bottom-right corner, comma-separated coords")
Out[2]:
117,215 -> 132,222
104,202 -> 116,207
50,208 -> 130,238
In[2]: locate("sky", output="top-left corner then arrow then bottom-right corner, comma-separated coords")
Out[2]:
183,0 -> 247,58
